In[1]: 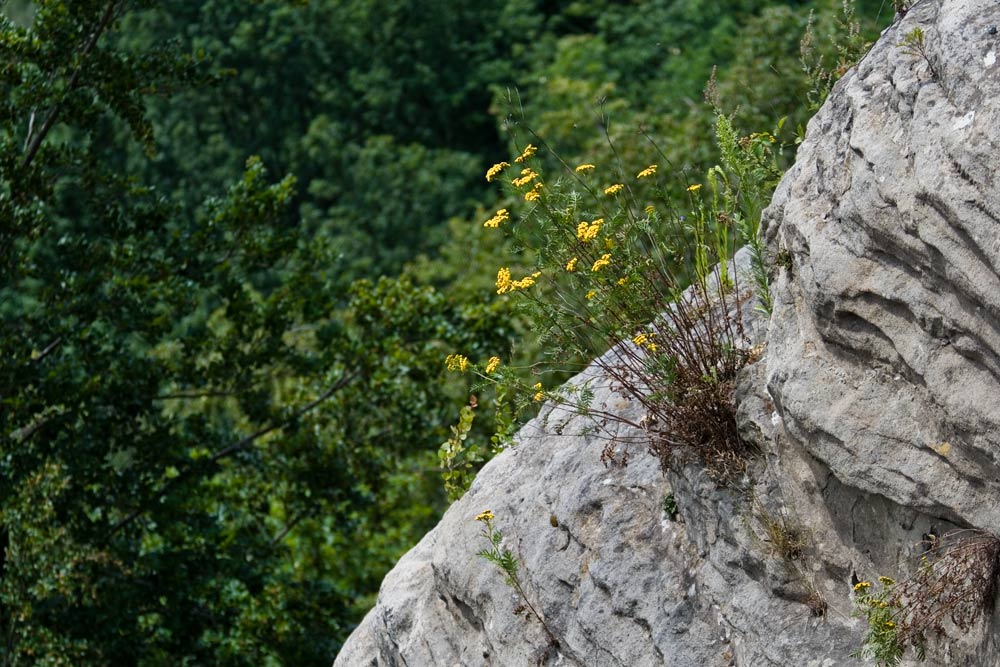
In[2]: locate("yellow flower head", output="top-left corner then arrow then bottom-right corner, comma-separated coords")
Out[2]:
483,208 -> 509,228
565,257 -> 578,272
514,144 -> 537,163
686,183 -> 702,192
853,581 -> 872,592
574,163 -> 596,173
511,168 -> 538,187
616,277 -> 627,286
445,354 -> 470,372
485,356 -> 500,374
524,182 -> 543,201
496,267 -> 512,294
585,289 -> 597,300
486,162 -> 509,182
644,205 -> 655,215
532,382 -> 544,402
475,510 -> 495,522
878,576 -> 895,587
633,333 -> 648,346
884,621 -> 896,629
637,164 -> 658,179
647,343 -> 657,352
576,218 -> 603,242
604,183 -> 624,196
591,253 -> 612,272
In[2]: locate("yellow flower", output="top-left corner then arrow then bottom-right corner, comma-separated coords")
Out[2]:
576,218 -> 603,241
514,144 -> 537,163
501,271 -> 541,292
644,205 -> 655,215
647,343 -> 657,352
532,382 -> 544,402
483,208 -> 509,228
878,576 -> 895,587
636,164 -> 657,179
604,183 -> 624,195
524,182 -> 543,201
496,267 -> 512,294
884,621 -> 896,628
686,183 -> 702,192
633,333 -> 648,346
585,290 -> 596,300
616,277 -> 627,286
591,253 -> 611,272
853,581 -> 872,592
574,163 -> 596,172
485,356 -> 500,374
475,510 -> 495,522
565,257 -> 578,272
511,168 -> 538,187
485,162 -> 509,182
445,354 -> 470,372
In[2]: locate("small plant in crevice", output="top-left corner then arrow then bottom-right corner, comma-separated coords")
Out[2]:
746,493 -> 806,563
475,510 -> 559,648
663,493 -> 679,522
852,529 -> 1000,667
898,27 -> 941,81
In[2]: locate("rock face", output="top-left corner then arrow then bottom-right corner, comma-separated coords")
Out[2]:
766,0 -> 1000,537
335,2 -> 1000,665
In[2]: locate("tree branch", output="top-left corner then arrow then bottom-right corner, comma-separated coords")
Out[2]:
107,371 -> 359,538
20,0 -> 121,169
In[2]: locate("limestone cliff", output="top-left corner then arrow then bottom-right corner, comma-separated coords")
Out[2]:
335,1 -> 1000,665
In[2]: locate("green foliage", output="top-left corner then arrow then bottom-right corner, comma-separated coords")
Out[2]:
439,402 -> 482,501
0,2 -> 513,663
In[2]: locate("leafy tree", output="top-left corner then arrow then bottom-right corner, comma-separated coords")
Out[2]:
0,2 -> 511,664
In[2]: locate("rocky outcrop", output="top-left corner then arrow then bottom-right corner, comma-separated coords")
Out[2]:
335,1 -> 1000,665
766,0 -> 1000,537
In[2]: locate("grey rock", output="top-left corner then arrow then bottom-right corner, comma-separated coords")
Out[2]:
766,0 -> 1000,535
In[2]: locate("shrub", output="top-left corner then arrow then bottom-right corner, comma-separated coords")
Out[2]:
445,109 -> 786,481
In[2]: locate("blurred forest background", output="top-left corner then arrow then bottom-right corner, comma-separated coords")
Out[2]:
0,1 -> 890,664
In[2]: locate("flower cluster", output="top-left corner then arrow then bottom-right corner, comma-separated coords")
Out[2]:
574,163 -> 595,172
511,168 -> 538,187
514,144 -> 537,163
636,164 -> 657,179
486,161 -> 509,182
483,208 -> 509,228
485,356 -> 501,374
565,257 -> 578,272
604,183 -> 624,195
524,182 -> 543,202
475,509 -> 495,522
591,253 -> 611,272
496,268 -> 541,294
532,382 -> 544,402
445,354 -> 470,372
576,218 -> 603,242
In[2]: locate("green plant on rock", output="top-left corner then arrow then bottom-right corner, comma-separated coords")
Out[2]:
898,27 -> 940,81
852,530 -> 1000,666
451,113 -> 788,479
474,510 -> 558,647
